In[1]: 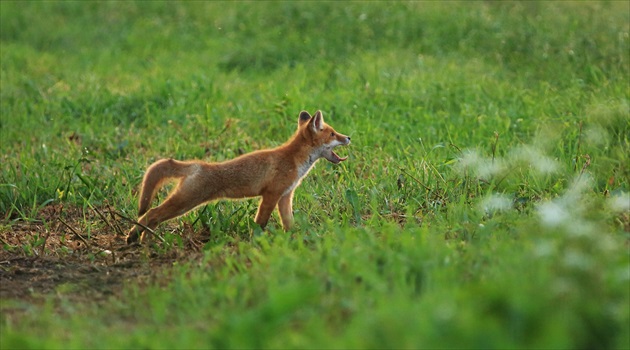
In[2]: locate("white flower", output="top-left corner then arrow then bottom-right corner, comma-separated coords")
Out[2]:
480,194 -> 512,214
607,193 -> 630,213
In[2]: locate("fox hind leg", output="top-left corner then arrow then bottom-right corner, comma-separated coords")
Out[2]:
127,159 -> 190,244
126,173 -> 211,244
126,222 -> 146,244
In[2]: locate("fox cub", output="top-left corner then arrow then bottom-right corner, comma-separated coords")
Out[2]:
126,110 -> 351,244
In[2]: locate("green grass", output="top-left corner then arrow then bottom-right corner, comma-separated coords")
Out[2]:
1,1 -> 629,349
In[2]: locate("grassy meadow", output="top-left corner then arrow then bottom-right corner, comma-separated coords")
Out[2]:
1,1 -> 629,348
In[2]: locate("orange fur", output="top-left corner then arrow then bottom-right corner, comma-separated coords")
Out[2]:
126,110 -> 351,244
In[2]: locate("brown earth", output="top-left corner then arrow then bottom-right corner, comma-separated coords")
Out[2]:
0,204 -> 210,316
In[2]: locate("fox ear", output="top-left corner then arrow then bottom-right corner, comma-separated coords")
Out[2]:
298,111 -> 311,126
310,110 -> 324,132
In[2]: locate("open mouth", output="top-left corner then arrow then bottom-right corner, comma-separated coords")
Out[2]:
324,146 -> 349,164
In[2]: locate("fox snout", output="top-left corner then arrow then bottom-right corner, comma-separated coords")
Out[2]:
323,133 -> 351,164
335,133 -> 351,145
337,134 -> 350,146
330,133 -> 351,148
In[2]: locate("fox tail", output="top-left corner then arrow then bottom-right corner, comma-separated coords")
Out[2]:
137,158 -> 189,216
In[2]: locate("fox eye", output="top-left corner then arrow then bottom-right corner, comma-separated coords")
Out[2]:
330,132 -> 335,137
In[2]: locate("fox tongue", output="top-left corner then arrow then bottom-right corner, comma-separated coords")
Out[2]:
327,150 -> 347,164
334,150 -> 348,162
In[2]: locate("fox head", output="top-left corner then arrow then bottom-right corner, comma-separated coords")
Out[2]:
298,110 -> 351,164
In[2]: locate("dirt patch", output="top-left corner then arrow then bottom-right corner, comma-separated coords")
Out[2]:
0,204 -> 210,315
1,257 -> 150,302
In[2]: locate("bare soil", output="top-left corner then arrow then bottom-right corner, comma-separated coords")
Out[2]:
0,204 -> 209,315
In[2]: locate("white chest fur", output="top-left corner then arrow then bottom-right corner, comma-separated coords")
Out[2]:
283,150 -> 320,196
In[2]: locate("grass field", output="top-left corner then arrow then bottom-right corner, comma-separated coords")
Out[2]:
1,1 -> 629,349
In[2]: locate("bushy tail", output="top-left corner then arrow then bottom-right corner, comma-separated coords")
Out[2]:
137,158 -> 189,216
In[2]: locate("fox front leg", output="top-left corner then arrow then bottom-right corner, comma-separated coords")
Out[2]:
255,193 -> 282,229
277,190 -> 295,231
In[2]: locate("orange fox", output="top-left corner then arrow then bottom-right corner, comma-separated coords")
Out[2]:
126,110 -> 351,244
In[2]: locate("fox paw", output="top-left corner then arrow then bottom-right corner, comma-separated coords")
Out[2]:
126,232 -> 140,245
